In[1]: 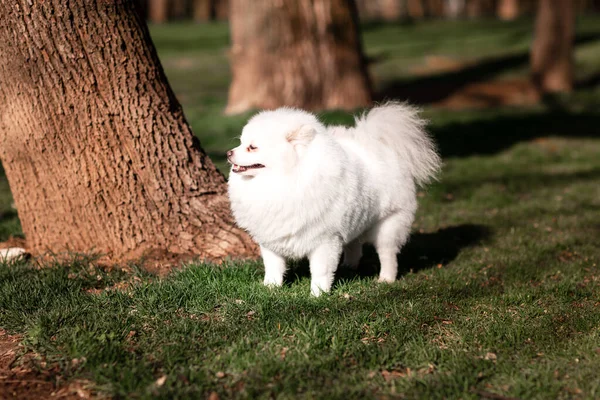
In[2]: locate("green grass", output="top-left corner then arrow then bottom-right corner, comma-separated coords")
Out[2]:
1,17 -> 600,399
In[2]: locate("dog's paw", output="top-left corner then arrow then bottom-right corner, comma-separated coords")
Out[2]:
310,284 -> 324,297
310,278 -> 332,297
377,274 -> 396,283
263,275 -> 283,287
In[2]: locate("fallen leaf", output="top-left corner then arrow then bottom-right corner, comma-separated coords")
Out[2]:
155,375 -> 167,387
418,364 -> 435,375
280,347 -> 289,360
381,368 -> 411,381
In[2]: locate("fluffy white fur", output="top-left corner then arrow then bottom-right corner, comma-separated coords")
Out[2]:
227,102 -> 441,296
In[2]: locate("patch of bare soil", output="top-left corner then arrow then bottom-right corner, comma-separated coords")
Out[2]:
436,79 -> 540,109
0,330 -> 93,399
409,55 -> 540,109
411,55 -> 467,75
120,248 -> 201,276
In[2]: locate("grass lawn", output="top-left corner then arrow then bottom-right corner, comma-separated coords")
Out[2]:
1,17 -> 600,399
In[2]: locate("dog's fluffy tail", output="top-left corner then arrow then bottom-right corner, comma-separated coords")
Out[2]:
354,102 -> 441,186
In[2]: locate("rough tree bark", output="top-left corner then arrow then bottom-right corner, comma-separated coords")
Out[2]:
225,0 -> 372,114
530,0 -> 574,93
0,0 -> 257,262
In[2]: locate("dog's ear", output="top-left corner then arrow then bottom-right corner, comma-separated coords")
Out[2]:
286,125 -> 316,146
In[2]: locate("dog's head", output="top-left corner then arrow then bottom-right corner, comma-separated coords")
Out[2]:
227,108 -> 324,177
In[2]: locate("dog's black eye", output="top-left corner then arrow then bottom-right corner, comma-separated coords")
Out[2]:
247,144 -> 257,151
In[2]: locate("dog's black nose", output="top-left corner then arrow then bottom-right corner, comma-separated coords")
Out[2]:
226,150 -> 233,159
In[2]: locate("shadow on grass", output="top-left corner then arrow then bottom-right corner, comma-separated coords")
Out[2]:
431,110 -> 600,158
0,209 -> 18,222
377,33 -> 600,105
285,223 -> 491,286
576,72 -> 600,89
443,167 -> 600,195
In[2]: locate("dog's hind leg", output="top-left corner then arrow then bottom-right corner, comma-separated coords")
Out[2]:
342,239 -> 362,269
261,246 -> 287,287
309,237 -> 343,296
372,212 -> 413,283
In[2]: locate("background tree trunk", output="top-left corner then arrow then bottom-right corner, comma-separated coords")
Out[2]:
380,0 -> 405,20
194,0 -> 217,22
225,0 -> 372,114
530,0 -> 574,93
445,0 -> 466,18
407,0 -> 426,18
497,0 -> 519,20
466,0 -> 484,17
355,0 -> 381,20
0,0 -> 257,262
425,0 -> 446,17
215,0 -> 229,20
148,0 -> 169,23
170,0 -> 189,20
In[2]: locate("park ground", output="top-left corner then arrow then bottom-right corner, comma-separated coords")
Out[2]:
1,17 -> 600,399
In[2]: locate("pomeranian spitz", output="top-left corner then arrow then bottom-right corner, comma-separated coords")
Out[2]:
227,103 -> 441,296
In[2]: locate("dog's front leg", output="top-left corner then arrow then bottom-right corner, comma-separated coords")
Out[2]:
309,237 -> 343,297
261,245 -> 286,287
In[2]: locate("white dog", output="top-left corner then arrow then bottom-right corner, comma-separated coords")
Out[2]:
227,103 -> 441,296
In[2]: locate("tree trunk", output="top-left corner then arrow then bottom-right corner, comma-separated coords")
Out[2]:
445,0 -> 466,18
380,0 -> 404,20
170,0 -> 189,20
466,0 -> 483,17
194,0 -> 217,22
530,0 -> 574,93
148,0 -> 169,23
355,0 -> 378,20
225,0 -> 372,114
497,0 -> 519,20
0,0 -> 257,263
425,0 -> 445,17
407,0 -> 426,18
215,0 -> 229,20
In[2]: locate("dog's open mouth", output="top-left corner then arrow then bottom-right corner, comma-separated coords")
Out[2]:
232,163 -> 265,173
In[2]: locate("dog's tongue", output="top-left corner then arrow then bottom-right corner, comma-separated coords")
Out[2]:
233,165 -> 247,173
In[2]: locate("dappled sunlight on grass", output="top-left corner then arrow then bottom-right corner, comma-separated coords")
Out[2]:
0,17 -> 598,399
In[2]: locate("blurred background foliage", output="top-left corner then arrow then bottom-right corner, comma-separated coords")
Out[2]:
137,0 -> 600,23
